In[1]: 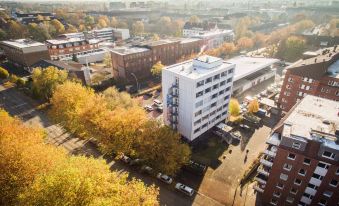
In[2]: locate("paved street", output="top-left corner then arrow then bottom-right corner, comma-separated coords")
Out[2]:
0,84 -> 223,206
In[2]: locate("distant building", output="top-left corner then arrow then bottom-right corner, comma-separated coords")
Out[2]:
254,95 -> 339,206
183,21 -> 234,49
58,28 -> 130,42
225,56 -> 280,96
110,38 -> 203,82
0,39 -> 50,71
278,46 -> 339,112
162,55 -> 235,141
13,12 -> 57,25
46,38 -> 100,61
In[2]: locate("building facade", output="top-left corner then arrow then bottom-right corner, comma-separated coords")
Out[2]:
254,95 -> 339,206
0,39 -> 50,71
278,46 -> 339,112
162,55 -> 235,141
111,38 -> 203,82
46,38 -> 100,61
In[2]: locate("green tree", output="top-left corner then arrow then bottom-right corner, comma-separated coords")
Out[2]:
229,98 -> 240,116
84,15 -> 95,28
31,66 -> 68,100
27,23 -> 51,42
150,61 -> 164,78
0,67 -> 9,79
8,20 -> 26,39
72,53 -> 78,62
102,87 -> 138,110
0,28 -> 7,40
276,36 -> 306,62
103,53 -> 112,68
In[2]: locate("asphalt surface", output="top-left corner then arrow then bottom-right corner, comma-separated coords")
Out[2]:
0,84 -> 223,206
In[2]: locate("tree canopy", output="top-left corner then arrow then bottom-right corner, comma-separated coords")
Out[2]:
229,98 -> 240,117
150,61 -> 165,77
247,99 -> 259,113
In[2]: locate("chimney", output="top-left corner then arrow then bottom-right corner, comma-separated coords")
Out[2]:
314,58 -> 317,63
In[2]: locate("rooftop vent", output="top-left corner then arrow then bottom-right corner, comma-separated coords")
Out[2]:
322,119 -> 330,125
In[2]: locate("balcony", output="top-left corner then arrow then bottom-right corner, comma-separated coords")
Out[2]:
305,187 -> 317,196
253,184 -> 264,193
266,133 -> 281,146
314,166 -> 328,176
255,174 -> 267,185
309,177 -> 322,186
300,196 -> 312,205
257,166 -> 270,177
264,149 -> 276,158
260,158 -> 273,168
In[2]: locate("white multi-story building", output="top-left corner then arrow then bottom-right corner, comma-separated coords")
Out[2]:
162,55 -> 235,141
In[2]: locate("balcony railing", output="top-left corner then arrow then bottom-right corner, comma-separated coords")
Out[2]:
266,133 -> 281,146
253,184 -> 264,193
255,174 -> 267,185
260,158 -> 273,168
264,149 -> 276,158
257,166 -> 270,177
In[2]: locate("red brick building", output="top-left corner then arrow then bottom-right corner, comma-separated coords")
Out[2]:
46,38 -> 100,61
111,38 -> 203,82
254,95 -> 339,206
278,46 -> 339,112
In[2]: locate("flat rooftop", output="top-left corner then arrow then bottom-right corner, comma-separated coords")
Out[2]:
164,55 -> 234,80
1,39 -> 45,49
111,46 -> 150,55
284,95 -> 339,149
225,56 -> 279,81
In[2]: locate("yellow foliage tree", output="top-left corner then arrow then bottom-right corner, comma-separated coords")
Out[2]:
150,61 -> 164,77
229,98 -> 240,116
248,99 -> 259,113
50,19 -> 65,34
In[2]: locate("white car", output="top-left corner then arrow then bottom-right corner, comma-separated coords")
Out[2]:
153,99 -> 162,106
144,105 -> 153,112
175,183 -> 195,196
156,173 -> 173,184
121,155 -> 131,164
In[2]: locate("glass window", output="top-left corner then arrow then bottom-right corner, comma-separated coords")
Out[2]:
280,173 -> 288,181
322,151 -> 335,160
298,169 -> 306,176
330,179 -> 338,187
294,178 -> 302,185
283,163 -> 292,171
205,77 -> 212,84
287,153 -> 296,160
197,80 -> 204,87
303,158 -> 311,165
205,87 -> 211,94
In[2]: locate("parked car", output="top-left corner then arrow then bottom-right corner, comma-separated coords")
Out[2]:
255,108 -> 267,117
175,183 -> 195,196
141,165 -> 153,174
183,160 -> 207,175
230,131 -> 241,143
129,158 -> 144,166
144,105 -> 153,112
156,173 -> 173,184
153,99 -> 162,106
121,155 -> 131,164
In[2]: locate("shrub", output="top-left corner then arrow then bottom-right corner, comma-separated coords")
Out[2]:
0,67 -> 9,79
9,74 -> 19,83
16,78 -> 26,88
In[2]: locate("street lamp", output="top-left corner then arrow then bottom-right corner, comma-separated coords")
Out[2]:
130,72 -> 139,93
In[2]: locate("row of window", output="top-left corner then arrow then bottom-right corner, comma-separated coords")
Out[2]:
193,111 -> 228,134
196,82 -> 231,98
195,100 -> 229,118
196,70 -> 233,88
194,105 -> 228,126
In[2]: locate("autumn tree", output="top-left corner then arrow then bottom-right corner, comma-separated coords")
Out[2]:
102,87 -> 138,110
50,19 -> 65,34
0,28 -> 7,40
84,15 -> 95,29
27,23 -> 51,42
328,18 -> 339,37
156,16 -> 172,34
110,16 -> 118,27
137,121 -> 191,175
237,37 -> 254,50
247,99 -> 259,113
229,98 -> 240,116
0,67 -> 9,79
103,53 -> 112,68
189,15 -> 200,24
276,36 -> 306,62
8,20 -> 26,39
150,61 -> 165,78
31,66 -> 68,100
132,21 -> 144,35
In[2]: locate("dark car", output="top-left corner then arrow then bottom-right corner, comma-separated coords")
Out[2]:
239,124 -> 254,132
183,160 -> 207,175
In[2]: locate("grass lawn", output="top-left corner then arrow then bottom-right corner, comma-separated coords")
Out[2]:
191,134 -> 229,168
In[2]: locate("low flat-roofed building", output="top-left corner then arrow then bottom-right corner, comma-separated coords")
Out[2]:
255,95 -> 339,206
225,56 -> 280,96
0,39 -> 50,71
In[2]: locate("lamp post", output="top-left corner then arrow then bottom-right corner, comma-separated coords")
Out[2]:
130,72 -> 139,93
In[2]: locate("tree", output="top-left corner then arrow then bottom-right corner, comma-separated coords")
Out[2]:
294,19 -> 315,33
253,32 -> 268,48
31,66 -> 68,100
72,53 -> 78,62
103,53 -> 112,68
27,23 -> 51,42
84,15 -> 95,28
98,18 -> 108,28
328,18 -> 339,37
66,24 -> 78,33
0,67 -> 9,79
50,19 -> 65,34
0,109 -> 159,206
110,16 -> 118,27
229,98 -> 240,116
150,61 -> 164,77
151,33 -> 160,41
172,19 -> 185,37
276,36 -> 306,62
189,15 -> 200,24
137,121 -> 191,175
237,37 -> 254,50
248,99 -> 259,113
102,87 -> 138,110
0,28 -> 7,40
132,21 -> 144,35
157,16 -> 172,34
8,20 -> 26,39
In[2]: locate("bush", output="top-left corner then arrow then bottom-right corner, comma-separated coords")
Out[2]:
9,74 -> 19,83
16,78 -> 26,88
0,67 -> 9,79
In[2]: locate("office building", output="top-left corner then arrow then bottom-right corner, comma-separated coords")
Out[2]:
278,46 -> 339,112
0,39 -> 50,71
254,95 -> 339,206
162,55 -> 235,141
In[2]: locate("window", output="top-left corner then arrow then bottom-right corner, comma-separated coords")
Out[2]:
273,191 -> 281,197
221,71 -> 227,77
288,77 -> 293,83
270,198 -> 278,205
205,77 -> 212,84
280,173 -> 288,181
195,100 -> 203,108
219,90 -> 224,95
220,80 -> 226,86
194,128 -> 200,133
287,153 -> 296,160
292,142 -> 301,149
298,169 -> 306,176
303,193 -> 313,199
322,151 -> 335,160
317,162 -> 330,170
318,199 -> 327,206
276,182 -> 284,189
205,87 -> 211,94
195,110 -> 202,117
194,119 -> 201,126
211,93 -> 218,99
213,74 -> 220,80
312,173 -> 324,180
308,183 -> 318,190
290,188 -> 298,195
336,168 -> 339,175
283,163 -> 292,171
224,95 -> 230,101
227,77 -> 232,83
303,158 -> 311,165
196,91 -> 203,98
286,196 -> 294,204
225,87 -> 231,92
323,191 -> 333,198
212,84 -> 219,90
211,102 -> 217,108
197,80 -> 204,87
294,178 -> 302,185
330,179 -> 338,187
228,68 -> 234,74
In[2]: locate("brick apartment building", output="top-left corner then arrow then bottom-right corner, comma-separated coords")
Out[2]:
0,39 -> 50,71
254,95 -> 339,206
111,38 -> 203,82
46,38 -> 100,61
278,46 -> 339,112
